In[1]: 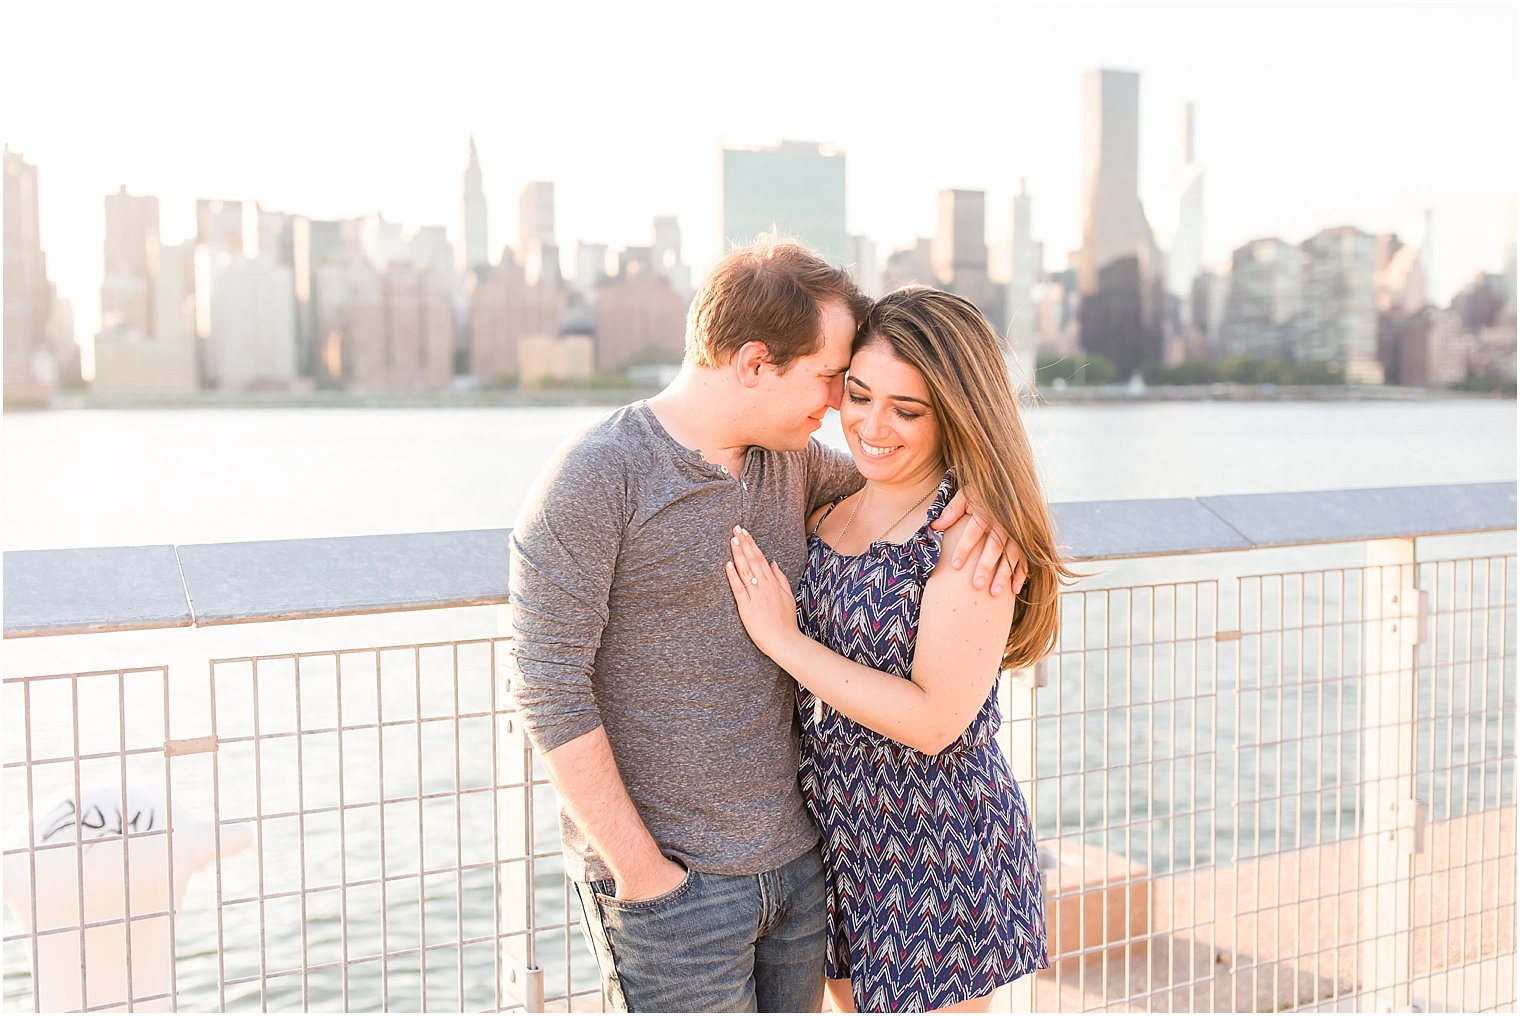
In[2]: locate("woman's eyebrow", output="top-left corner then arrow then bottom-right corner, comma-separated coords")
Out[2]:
846,375 -> 931,408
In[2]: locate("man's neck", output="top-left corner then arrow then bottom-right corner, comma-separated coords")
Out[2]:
646,367 -> 750,469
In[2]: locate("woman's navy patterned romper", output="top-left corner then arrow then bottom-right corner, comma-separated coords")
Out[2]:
795,473 -> 1049,1013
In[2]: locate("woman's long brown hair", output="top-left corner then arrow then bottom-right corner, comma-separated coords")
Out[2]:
860,286 -> 1074,670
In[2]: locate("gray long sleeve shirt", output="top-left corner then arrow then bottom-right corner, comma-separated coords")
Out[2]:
508,402 -> 861,883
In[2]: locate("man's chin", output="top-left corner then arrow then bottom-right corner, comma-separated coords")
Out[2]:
750,433 -> 811,452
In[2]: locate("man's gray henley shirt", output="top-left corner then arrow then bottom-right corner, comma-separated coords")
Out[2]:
508,402 -> 860,883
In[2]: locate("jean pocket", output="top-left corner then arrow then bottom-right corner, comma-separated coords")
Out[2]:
594,863 -> 696,913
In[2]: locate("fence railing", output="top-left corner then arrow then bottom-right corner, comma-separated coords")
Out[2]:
3,482 -> 1515,1013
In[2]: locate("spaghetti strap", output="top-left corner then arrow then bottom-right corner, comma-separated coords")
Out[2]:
810,495 -> 849,537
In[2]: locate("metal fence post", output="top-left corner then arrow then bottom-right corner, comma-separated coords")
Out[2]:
496,607 -> 544,1013
1359,539 -> 1423,1011
1004,663 -> 1044,1013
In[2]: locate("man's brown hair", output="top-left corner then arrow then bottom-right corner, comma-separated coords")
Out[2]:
685,235 -> 871,372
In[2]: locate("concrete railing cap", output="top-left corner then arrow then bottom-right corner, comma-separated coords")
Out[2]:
6,482 -> 1514,637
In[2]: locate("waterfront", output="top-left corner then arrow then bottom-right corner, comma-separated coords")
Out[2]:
2,400 -> 1515,1011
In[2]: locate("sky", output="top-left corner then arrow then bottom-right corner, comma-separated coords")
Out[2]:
4,1 -> 1516,348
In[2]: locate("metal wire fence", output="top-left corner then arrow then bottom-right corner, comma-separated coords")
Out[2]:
1001,546 -> 1516,1012
3,542 -> 1514,1012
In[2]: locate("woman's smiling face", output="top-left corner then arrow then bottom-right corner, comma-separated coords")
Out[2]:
841,340 -> 944,487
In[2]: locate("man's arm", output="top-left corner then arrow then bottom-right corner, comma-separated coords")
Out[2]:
508,436 -> 683,900
803,438 -> 863,513
539,729 -> 684,900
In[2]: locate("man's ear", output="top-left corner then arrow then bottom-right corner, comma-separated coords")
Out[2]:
734,340 -> 770,389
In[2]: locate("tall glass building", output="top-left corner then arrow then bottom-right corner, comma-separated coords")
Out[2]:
721,140 -> 847,264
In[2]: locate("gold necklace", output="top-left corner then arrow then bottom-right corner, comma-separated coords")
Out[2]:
837,480 -> 939,545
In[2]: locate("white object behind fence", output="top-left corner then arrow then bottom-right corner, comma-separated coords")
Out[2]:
2,785 -> 250,1012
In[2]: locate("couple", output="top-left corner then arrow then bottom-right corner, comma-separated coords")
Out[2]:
509,238 -> 1069,1013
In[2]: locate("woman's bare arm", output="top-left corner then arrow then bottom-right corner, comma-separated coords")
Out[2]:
725,521 -> 1016,755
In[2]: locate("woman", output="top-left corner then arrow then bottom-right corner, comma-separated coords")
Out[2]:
725,286 -> 1071,1013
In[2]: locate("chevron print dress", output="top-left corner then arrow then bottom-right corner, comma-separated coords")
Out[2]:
795,473 -> 1049,1012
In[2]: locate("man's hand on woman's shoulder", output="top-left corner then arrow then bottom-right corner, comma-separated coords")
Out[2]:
931,488 -> 1026,597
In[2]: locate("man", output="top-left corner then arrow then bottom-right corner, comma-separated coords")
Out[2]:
509,238 -> 1018,1012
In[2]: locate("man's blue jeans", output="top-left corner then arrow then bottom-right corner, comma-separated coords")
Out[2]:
572,847 -> 827,1012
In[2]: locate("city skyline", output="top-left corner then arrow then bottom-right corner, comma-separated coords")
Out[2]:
4,1 -> 1515,351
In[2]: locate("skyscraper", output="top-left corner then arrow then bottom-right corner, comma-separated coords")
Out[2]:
650,215 -> 692,300
253,205 -> 297,266
1080,70 -> 1143,291
407,224 -> 456,285
517,182 -> 559,287
1158,104 -> 1204,303
574,241 -> 610,303
198,248 -> 298,390
847,235 -> 880,297
293,216 -> 347,377
356,211 -> 408,269
104,186 -> 159,280
94,234 -> 199,394
4,146 -> 62,399
1152,103 -> 1207,365
881,239 -> 934,292
153,240 -> 196,346
933,189 -> 988,283
1220,238 -> 1302,360
195,199 -> 244,256
519,182 -> 555,257
1006,179 -> 1045,363
102,185 -> 160,336
652,215 -> 681,275
374,263 -> 455,391
721,140 -> 847,264
460,135 -> 489,271
931,188 -> 1001,327
1301,226 -> 1383,382
317,254 -> 454,391
1376,231 -> 1427,316
1078,68 -> 1163,376
595,271 -> 687,372
1371,214 -> 1433,379
468,259 -> 563,383
93,184 -> 203,394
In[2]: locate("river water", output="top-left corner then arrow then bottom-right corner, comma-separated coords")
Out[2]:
3,400 -> 1516,548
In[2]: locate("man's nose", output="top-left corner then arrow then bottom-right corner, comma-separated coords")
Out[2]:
827,374 -> 845,409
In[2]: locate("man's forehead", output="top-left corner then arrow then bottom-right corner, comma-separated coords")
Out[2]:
794,297 -> 854,373
815,344 -> 851,374
796,346 -> 847,374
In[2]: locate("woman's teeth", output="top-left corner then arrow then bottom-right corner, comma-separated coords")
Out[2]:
860,440 -> 899,457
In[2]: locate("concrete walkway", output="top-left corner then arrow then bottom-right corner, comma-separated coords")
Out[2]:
554,807 -> 1514,1012
994,806 -> 1515,1012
